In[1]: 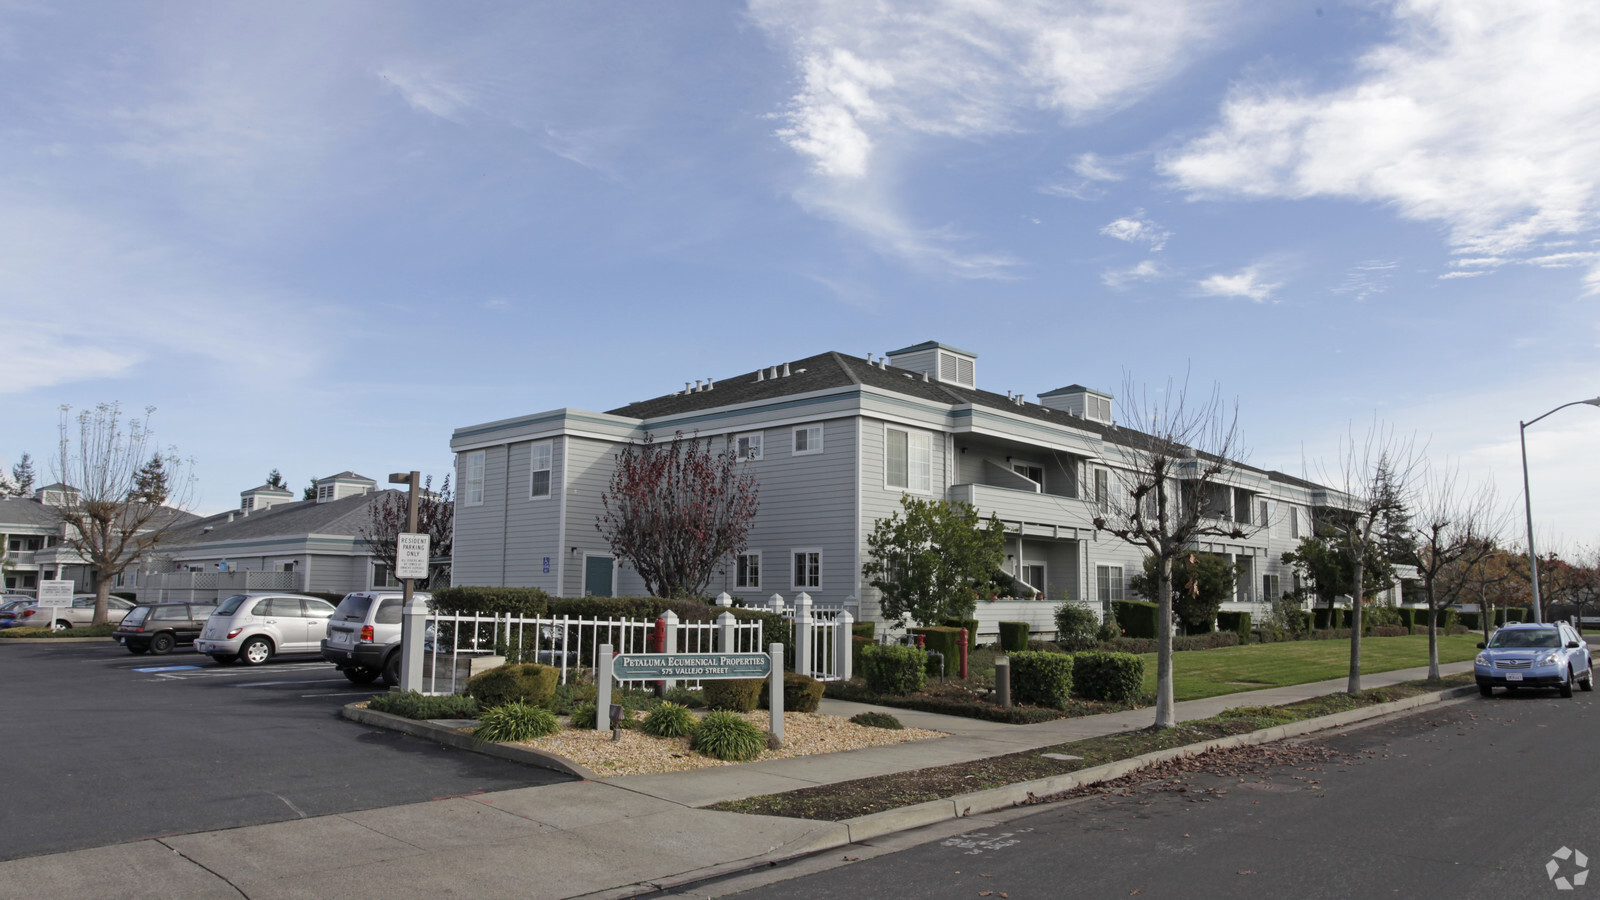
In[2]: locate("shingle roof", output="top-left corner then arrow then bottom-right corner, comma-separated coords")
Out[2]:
166,490 -> 403,546
241,484 -> 294,495
0,497 -> 64,529
319,471 -> 374,483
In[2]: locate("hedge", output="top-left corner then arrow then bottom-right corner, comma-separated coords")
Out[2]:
466,664 -> 558,708
1216,611 -> 1252,643
852,622 -> 876,641
1458,612 -> 1481,631
781,673 -> 823,713
703,678 -> 764,712
860,643 -> 929,696
1009,651 -> 1074,709
942,617 -> 980,653
910,626 -> 963,676
997,621 -> 1030,653
1396,608 -> 1416,629
1103,632 -> 1239,654
1071,651 -> 1144,704
1113,600 -> 1159,639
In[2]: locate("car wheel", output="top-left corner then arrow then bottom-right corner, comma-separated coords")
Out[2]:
52,620 -> 70,631
381,652 -> 401,687
127,646 -> 150,655
1561,668 -> 1575,698
1479,683 -> 1493,697
148,633 -> 176,655
239,637 -> 273,666
1582,668 -> 1595,692
343,667 -> 381,685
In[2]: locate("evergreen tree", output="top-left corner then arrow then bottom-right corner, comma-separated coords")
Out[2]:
130,454 -> 170,505
11,453 -> 35,496
266,469 -> 287,490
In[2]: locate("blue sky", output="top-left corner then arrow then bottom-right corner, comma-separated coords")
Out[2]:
3,1 -> 1597,554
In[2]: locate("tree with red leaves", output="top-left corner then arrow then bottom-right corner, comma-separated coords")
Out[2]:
598,432 -> 759,598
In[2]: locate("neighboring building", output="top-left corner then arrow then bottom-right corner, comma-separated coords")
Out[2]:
1,483 -> 202,594
449,342 -> 1347,639
137,472 -> 422,602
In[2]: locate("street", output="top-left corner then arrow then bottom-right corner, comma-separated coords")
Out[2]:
0,640 -> 572,861
713,691 -> 1600,899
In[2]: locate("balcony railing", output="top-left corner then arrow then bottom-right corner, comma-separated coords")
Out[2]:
948,483 -> 1094,537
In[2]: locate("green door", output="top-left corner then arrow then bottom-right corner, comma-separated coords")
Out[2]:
584,556 -> 614,597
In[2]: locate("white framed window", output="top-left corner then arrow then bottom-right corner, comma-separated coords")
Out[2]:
464,451 -> 485,506
885,426 -> 932,493
792,424 -> 823,456
1096,564 -> 1123,609
736,432 -> 764,461
792,549 -> 821,589
1094,469 -> 1109,515
1289,507 -> 1301,539
1263,573 -> 1281,602
317,484 -> 334,502
530,441 -> 553,499
736,553 -> 761,589
1020,563 -> 1046,596
1258,500 -> 1270,529
372,562 -> 398,589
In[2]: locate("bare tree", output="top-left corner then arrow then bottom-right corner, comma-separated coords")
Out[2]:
53,404 -> 194,625
1407,465 -> 1505,680
356,475 -> 454,589
1317,422 -> 1422,694
1092,376 -> 1250,729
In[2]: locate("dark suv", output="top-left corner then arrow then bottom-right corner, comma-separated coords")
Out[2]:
114,600 -> 219,655
321,591 -> 429,686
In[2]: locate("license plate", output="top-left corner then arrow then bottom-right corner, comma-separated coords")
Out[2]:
1506,672 -> 1523,682
333,631 -> 351,645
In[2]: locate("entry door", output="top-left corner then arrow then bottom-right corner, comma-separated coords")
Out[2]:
584,555 -> 615,597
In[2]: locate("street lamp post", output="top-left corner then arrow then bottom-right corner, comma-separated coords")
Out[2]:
1519,398 -> 1600,624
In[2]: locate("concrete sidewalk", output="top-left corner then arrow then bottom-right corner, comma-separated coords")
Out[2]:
0,662 -> 1474,900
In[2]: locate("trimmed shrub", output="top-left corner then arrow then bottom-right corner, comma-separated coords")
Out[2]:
569,701 -> 598,729
860,643 -> 928,695
852,622 -> 876,641
1439,609 -> 1457,631
1072,651 -> 1144,704
1026,639 -> 1063,653
1055,601 -> 1100,650
1313,607 -> 1335,630
692,711 -> 767,761
1396,608 -> 1416,629
1009,650 -> 1074,709
1283,609 -> 1312,635
1216,611 -> 1252,643
1341,609 -> 1355,629
366,690 -> 479,720
702,678 -> 764,712
849,711 -> 903,730
1096,606 -> 1121,643
473,703 -> 560,743
942,618 -> 980,652
662,686 -> 706,709
782,673 -> 823,713
997,621 -> 1030,653
466,664 -> 558,708
1458,612 -> 1481,631
851,635 -> 872,675
1113,600 -> 1159,639
910,626 -> 963,676
641,702 -> 698,738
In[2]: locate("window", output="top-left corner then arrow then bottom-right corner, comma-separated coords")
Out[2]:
885,426 -> 932,492
240,497 -> 254,511
373,563 -> 398,589
1263,573 -> 1281,602
736,432 -> 764,461
1020,564 -> 1045,595
1290,507 -> 1301,539
736,553 -> 761,589
792,550 -> 821,589
317,484 -> 333,501
1097,565 -> 1124,610
1013,464 -> 1043,488
530,441 -> 553,498
792,424 -> 823,456
1259,500 -> 1270,529
464,451 -> 485,506
1094,469 -> 1109,514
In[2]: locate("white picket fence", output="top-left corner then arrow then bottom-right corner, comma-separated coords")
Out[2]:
720,591 -> 855,683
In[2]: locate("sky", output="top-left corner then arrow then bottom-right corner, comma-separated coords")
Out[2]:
2,0 -> 1597,555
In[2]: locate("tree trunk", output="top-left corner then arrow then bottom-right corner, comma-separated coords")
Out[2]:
1153,554 -> 1176,729
1347,557 -> 1364,694
93,576 -> 113,627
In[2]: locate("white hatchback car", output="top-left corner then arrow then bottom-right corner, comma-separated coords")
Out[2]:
194,593 -> 337,666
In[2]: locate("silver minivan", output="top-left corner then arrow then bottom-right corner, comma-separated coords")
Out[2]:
194,593 -> 337,665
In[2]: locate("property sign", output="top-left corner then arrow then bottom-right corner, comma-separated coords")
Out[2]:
612,652 -> 772,681
395,533 -> 430,580
37,580 -> 73,607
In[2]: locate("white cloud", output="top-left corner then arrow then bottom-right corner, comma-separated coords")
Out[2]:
483,298 -> 512,310
1101,259 -> 1166,289
1099,210 -> 1172,251
1072,152 -> 1124,182
1198,266 -> 1279,301
1163,1 -> 1600,285
1438,270 -> 1487,280
1330,259 -> 1397,302
751,0 -> 1228,272
377,64 -> 476,121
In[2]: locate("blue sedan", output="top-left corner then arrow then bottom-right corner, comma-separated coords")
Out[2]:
1475,622 -> 1594,698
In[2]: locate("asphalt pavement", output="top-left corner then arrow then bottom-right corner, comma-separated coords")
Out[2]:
0,640 -> 571,860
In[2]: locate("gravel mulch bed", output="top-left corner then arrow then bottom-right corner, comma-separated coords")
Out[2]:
461,710 -> 946,779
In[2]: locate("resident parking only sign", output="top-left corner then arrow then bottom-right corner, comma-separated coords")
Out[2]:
395,533 -> 430,580
612,652 -> 772,680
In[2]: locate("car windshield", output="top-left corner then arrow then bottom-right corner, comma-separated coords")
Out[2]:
121,607 -> 151,626
1488,629 -> 1561,649
215,595 -> 248,616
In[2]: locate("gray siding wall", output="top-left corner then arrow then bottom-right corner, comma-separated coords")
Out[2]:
857,415 -> 950,623
452,447 -> 509,587
502,437 -> 564,591
563,436 -> 631,597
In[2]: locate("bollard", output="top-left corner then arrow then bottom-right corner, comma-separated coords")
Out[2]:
995,656 -> 1011,708
958,628 -> 969,680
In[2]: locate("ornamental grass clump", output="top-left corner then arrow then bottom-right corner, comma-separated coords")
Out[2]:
473,702 -> 560,743
367,690 -> 480,720
691,710 -> 767,761
849,711 -> 903,730
568,701 -> 599,729
641,702 -> 697,738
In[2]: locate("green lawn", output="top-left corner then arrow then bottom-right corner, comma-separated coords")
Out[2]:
1141,633 -> 1482,700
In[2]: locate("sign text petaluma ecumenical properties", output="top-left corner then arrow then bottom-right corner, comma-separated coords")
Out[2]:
612,652 -> 772,681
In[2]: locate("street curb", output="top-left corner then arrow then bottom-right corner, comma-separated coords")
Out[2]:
836,683 -> 1479,839
0,636 -> 117,644
340,704 -> 602,781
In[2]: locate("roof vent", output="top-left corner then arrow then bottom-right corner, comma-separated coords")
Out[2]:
923,371 -> 930,382
706,377 -> 714,391
782,363 -> 791,377
755,369 -> 765,382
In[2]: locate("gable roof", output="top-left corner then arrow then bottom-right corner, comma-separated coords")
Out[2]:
165,490 -> 403,547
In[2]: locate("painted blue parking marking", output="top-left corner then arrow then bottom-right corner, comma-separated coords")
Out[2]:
132,665 -> 203,673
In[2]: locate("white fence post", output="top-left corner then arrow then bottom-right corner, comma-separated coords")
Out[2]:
795,592 -> 813,678
715,592 -> 733,607
400,591 -> 428,693
596,644 -> 613,734
768,592 -> 786,617
716,611 -> 737,653
661,610 -> 679,692
837,610 -> 854,682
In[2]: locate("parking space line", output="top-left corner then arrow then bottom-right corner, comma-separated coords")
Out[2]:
304,691 -> 381,698
230,678 -> 348,687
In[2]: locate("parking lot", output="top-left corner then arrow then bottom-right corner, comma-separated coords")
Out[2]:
0,639 -> 573,862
